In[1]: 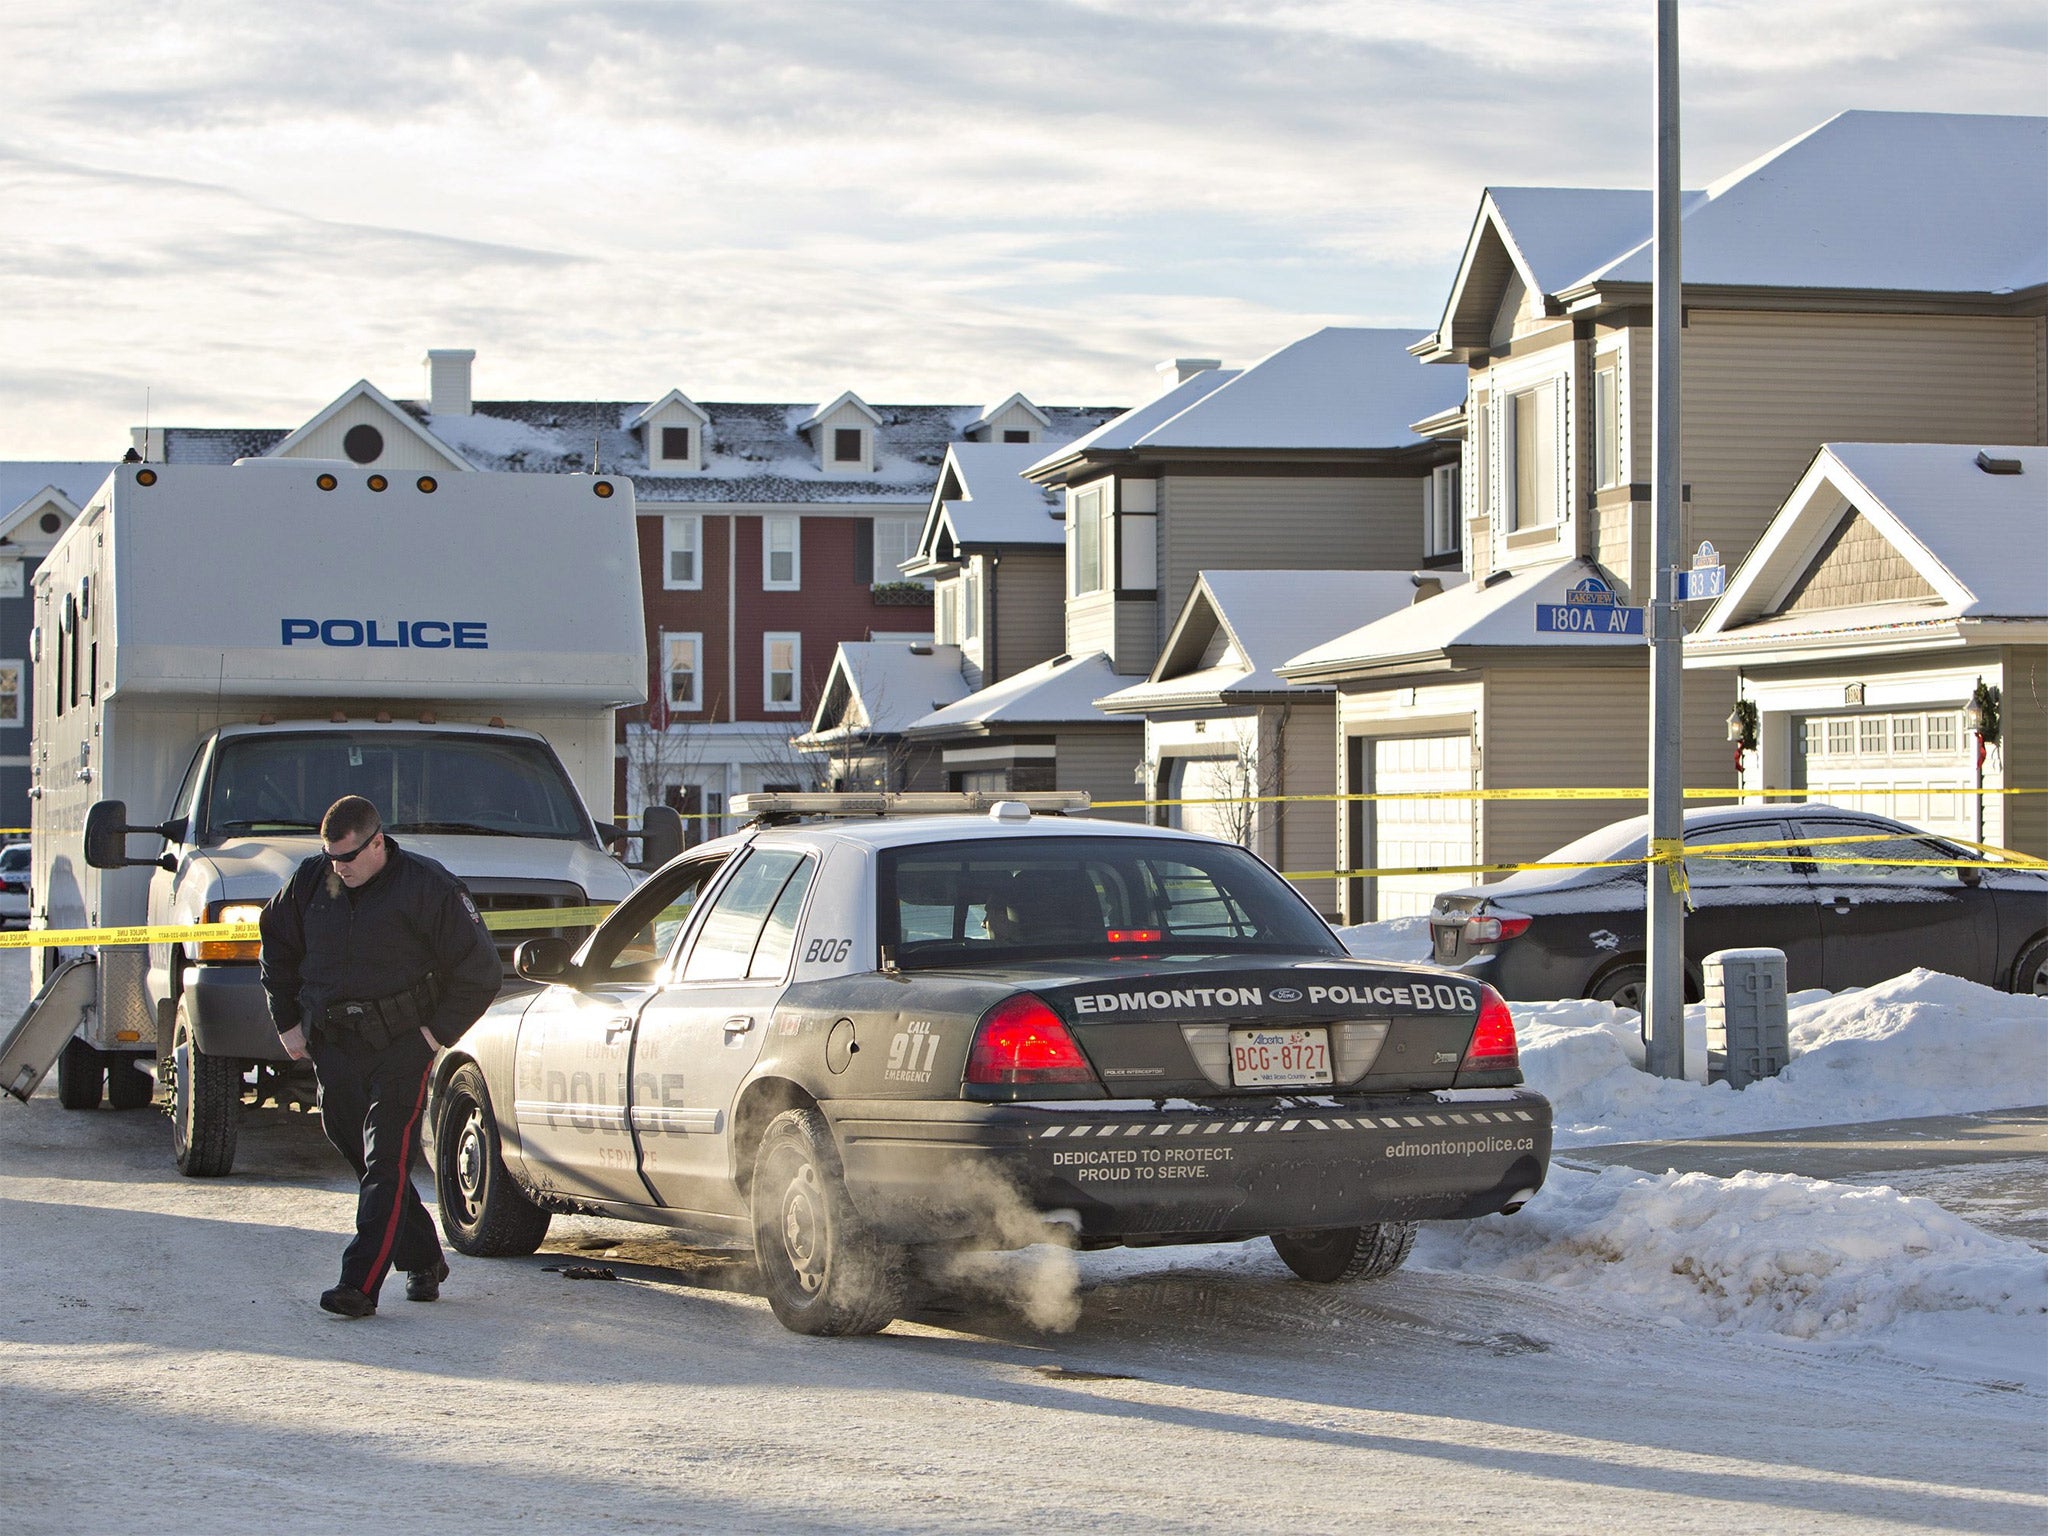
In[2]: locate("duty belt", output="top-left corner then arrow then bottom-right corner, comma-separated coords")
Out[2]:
322,974 -> 440,1051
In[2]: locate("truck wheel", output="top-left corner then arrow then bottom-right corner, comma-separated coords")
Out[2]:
107,1056 -> 157,1111
750,1107 -> 903,1336
56,1038 -> 104,1111
435,1063 -> 551,1257
169,999 -> 240,1177
1271,1222 -> 1417,1284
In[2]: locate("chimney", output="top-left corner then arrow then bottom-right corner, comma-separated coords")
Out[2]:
424,349 -> 476,416
1155,357 -> 1222,385
1410,573 -> 1444,605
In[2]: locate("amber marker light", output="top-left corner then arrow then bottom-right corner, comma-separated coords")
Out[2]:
367,474 -> 389,492
593,480 -> 615,498
417,475 -> 438,494
316,473 -> 338,491
135,468 -> 158,486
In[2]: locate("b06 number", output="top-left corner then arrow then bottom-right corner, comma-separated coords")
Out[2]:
802,937 -> 854,964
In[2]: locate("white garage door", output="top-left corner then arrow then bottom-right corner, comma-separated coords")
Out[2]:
1372,735 -> 1474,919
1796,708 -> 1972,837
1171,756 -> 1249,845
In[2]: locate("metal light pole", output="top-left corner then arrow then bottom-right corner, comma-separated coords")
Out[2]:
1645,0 -> 1687,1079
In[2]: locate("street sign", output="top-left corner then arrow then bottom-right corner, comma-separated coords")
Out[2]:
1679,540 -> 1726,601
1535,576 -> 1645,635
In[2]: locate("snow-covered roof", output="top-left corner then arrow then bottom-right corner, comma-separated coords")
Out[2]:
906,651 -> 1131,736
1691,443 -> 2048,657
965,392 -> 1050,436
1026,368 -> 1241,473
1577,111 -> 2048,296
1131,329 -> 1465,451
797,390 -> 883,434
627,389 -> 709,430
1,461 -> 115,520
916,443 -> 1063,563
1099,570 -> 1446,711
161,398 -> 1122,506
1281,558 -> 1642,680
799,640 -> 973,743
1484,188 -> 1658,298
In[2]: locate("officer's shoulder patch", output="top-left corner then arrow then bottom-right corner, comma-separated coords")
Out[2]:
461,893 -> 481,923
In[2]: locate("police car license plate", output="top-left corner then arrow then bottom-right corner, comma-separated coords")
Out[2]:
1229,1027 -> 1332,1088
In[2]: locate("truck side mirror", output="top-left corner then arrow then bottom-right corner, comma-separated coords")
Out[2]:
513,936 -> 577,984
84,799 -> 179,872
637,805 -> 684,871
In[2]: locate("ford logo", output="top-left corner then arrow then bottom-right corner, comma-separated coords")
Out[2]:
1269,987 -> 1303,1003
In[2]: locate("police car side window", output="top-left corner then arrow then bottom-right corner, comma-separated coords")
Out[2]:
587,856 -> 724,982
680,849 -> 812,983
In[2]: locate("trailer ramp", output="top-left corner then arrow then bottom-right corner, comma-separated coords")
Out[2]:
1,957 -> 97,1103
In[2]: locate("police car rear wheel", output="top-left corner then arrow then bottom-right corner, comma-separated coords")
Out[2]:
435,1063 -> 551,1257
1271,1222 -> 1417,1283
751,1108 -> 903,1336
170,999 -> 240,1177
56,1038 -> 105,1111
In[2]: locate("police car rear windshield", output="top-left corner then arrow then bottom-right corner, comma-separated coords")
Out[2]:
201,731 -> 595,844
878,836 -> 1343,969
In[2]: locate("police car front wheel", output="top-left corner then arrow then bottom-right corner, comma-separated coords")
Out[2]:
750,1108 -> 905,1337
435,1063 -> 551,1258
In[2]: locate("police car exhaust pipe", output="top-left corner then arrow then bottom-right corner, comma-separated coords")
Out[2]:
1500,1188 -> 1540,1215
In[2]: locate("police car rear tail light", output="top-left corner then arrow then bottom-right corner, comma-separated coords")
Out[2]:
966,994 -> 1098,1086
1457,986 -> 1520,1077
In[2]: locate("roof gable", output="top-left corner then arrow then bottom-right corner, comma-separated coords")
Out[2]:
798,390 -> 884,434
802,641 -> 972,741
628,389 -> 710,430
267,380 -> 473,470
966,392 -> 1051,437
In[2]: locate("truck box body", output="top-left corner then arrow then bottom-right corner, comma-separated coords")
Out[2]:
15,461 -> 649,1160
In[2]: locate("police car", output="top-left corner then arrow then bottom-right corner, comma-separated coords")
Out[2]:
429,792 -> 1551,1335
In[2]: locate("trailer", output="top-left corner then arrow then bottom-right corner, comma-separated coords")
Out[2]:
1,458 -> 678,1174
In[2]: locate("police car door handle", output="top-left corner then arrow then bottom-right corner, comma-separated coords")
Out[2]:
603,1016 -> 633,1040
723,1014 -> 754,1035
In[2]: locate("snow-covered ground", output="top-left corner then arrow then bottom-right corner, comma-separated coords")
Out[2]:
3,949 -> 2044,1531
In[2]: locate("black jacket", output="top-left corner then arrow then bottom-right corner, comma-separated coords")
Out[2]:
258,838 -> 502,1048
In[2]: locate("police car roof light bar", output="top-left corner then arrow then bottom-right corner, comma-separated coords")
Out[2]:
732,790 -> 1092,822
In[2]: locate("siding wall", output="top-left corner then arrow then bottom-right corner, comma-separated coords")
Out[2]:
1779,509 -> 1937,613
1114,597 -> 1160,678
2000,645 -> 2047,860
1159,475 -> 1425,648
1066,589 -> 1115,660
1058,723 -> 1146,822
992,552 -> 1064,681
1270,699 -> 1339,914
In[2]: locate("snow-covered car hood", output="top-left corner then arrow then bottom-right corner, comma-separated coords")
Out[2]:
196,833 -> 640,905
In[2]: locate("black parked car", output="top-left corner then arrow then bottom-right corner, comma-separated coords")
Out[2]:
1427,805 -> 2048,1008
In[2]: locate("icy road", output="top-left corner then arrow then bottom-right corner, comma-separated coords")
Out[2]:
3,955 -> 2044,1535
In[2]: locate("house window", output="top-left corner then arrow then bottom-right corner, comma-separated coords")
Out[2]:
1424,463 -> 1461,557
1593,361 -> 1621,490
1471,397 -> 1491,523
663,633 -> 702,711
1071,483 -> 1107,596
764,633 -> 801,711
0,661 -> 20,726
872,515 -> 923,586
833,427 -> 864,464
1002,428 -> 1032,443
660,425 -> 693,464
937,583 -> 958,644
764,517 -> 800,590
1507,381 -> 1560,530
962,566 -> 980,642
664,514 -> 701,589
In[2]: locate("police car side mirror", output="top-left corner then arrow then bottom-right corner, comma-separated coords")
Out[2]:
514,936 -> 577,984
637,806 -> 684,871
84,799 -> 176,871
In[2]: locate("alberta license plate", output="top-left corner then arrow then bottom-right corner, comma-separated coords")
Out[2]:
1433,925 -> 1458,959
1229,1027 -> 1332,1088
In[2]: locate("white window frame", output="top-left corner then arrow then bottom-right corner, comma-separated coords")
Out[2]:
0,658 -> 21,727
1593,357 -> 1622,490
1504,379 -> 1562,532
936,582 -> 959,644
763,516 -> 800,591
830,426 -> 867,467
1470,397 -> 1491,525
1070,482 -> 1107,596
663,514 -> 702,590
662,632 -> 703,712
872,514 -> 925,587
763,632 -> 801,712
962,565 -> 980,642
1424,462 -> 1461,558
652,422 -> 697,470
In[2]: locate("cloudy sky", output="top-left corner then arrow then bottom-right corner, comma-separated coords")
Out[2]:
4,0 -> 2043,458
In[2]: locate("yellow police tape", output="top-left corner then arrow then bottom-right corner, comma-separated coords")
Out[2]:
0,905 -> 619,952
1094,785 -> 2044,810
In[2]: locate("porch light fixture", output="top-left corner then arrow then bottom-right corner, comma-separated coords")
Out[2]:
1726,699 -> 1758,773
1964,679 -> 2001,746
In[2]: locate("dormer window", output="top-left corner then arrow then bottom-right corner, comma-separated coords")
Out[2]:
661,426 -> 693,463
833,428 -> 865,464
1002,429 -> 1032,443
632,390 -> 710,471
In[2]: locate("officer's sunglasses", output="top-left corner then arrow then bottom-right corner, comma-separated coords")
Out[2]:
326,830 -> 382,865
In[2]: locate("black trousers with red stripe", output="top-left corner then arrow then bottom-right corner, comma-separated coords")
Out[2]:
309,1026 -> 441,1300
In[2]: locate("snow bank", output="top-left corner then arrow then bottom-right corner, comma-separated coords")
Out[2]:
1516,969 -> 2048,1146
1334,915 -> 1430,961
1417,1163 -> 2048,1362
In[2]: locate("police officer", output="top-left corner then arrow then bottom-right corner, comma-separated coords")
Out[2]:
259,795 -> 501,1318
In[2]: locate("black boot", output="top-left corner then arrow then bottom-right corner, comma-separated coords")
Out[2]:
320,1284 -> 376,1319
406,1259 -> 451,1302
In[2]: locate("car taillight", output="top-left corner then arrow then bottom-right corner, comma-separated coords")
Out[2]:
1458,985 -> 1520,1076
965,994 -> 1097,1086
1464,912 -> 1532,944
